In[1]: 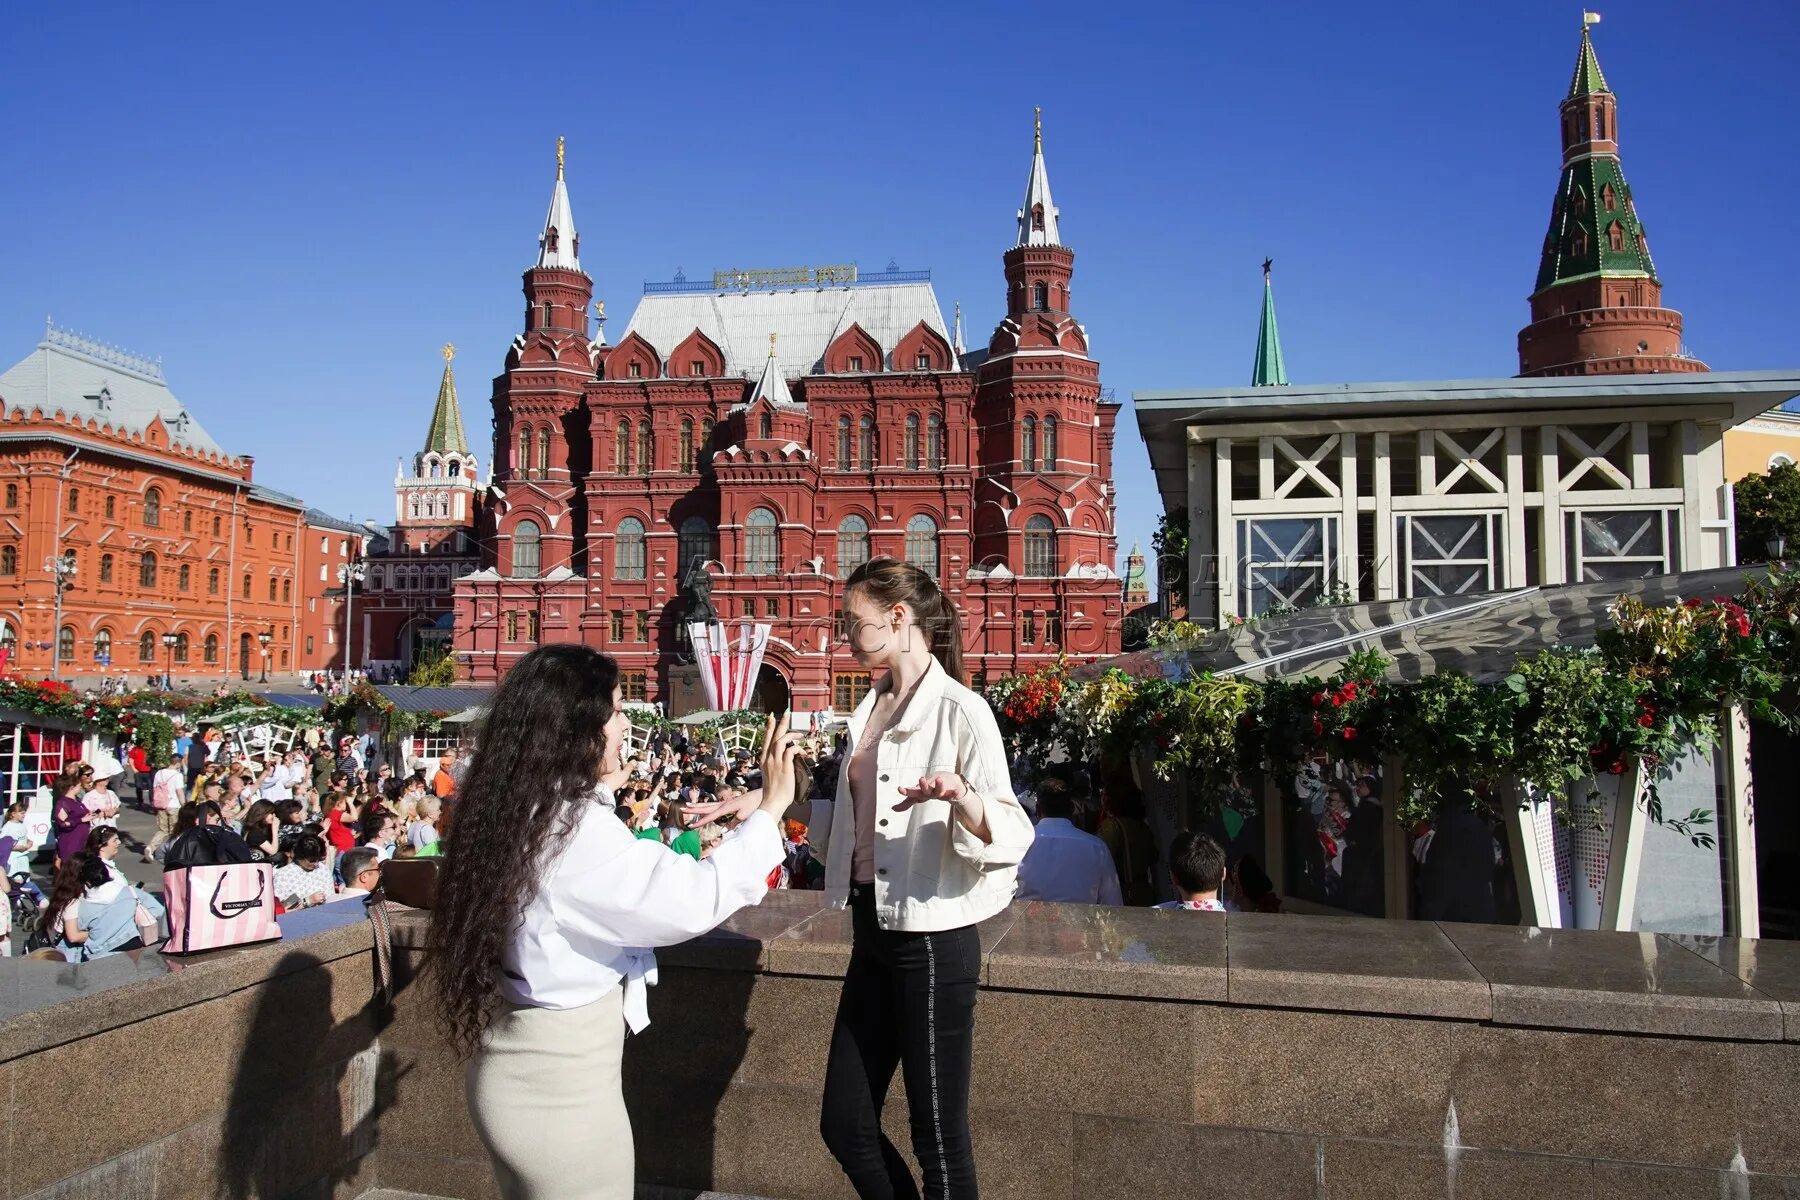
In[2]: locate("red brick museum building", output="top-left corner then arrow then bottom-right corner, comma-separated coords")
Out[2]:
454,122 -> 1122,710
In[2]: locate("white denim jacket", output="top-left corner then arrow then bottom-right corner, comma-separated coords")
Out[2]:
817,656 -> 1034,932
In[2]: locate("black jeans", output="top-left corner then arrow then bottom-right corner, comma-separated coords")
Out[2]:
821,883 -> 982,1200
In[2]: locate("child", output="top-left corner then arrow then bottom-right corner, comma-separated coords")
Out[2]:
1155,831 -> 1229,912
1,800 -> 45,908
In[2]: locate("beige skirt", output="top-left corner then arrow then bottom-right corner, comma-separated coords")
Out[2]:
465,987 -> 631,1200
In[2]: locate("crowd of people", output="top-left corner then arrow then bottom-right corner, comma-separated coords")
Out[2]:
0,726 -> 467,961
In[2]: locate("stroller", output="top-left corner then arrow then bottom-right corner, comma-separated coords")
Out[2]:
9,871 -> 41,930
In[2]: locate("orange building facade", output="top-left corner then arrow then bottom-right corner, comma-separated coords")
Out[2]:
0,324 -> 361,685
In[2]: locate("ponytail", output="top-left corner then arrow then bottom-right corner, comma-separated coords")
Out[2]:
844,559 -> 964,684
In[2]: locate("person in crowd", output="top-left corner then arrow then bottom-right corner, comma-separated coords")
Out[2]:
141,749 -> 187,864
312,747 -> 337,796
1155,831 -> 1230,912
1416,789 -> 1499,923
1338,798 -> 1386,917
1016,777 -> 1123,905
689,558 -> 1033,1200
275,798 -> 308,845
274,833 -> 335,910
431,645 -> 796,1200
40,830 -> 163,960
407,796 -> 442,852
781,818 -> 825,890
80,760 -> 122,834
185,727 -> 214,786
1228,855 -> 1283,914
654,799 -> 703,860
3,798 -> 43,906
323,790 -> 361,855
432,750 -> 458,799
127,742 -> 152,809
329,846 -> 382,901
1095,767 -> 1159,906
172,800 -> 225,838
52,764 -> 92,869
360,811 -> 399,862
240,799 -> 282,861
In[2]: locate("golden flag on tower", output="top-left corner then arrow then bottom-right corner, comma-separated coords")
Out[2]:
1582,11 -> 1602,25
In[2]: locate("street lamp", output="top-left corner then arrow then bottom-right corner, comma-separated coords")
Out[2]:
1769,532 -> 1788,565
160,632 -> 178,691
258,629 -> 272,684
337,559 -> 366,679
45,553 -> 78,681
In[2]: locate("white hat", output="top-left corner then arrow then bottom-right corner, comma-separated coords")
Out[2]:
89,749 -> 125,781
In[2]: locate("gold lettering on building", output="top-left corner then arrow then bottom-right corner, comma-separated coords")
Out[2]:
711,264 -> 859,291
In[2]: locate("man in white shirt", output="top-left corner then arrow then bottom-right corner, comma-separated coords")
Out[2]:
1015,779 -> 1123,905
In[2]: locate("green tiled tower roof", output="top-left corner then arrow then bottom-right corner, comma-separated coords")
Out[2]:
1533,26 -> 1659,296
424,343 -> 469,456
1252,259 -> 1288,387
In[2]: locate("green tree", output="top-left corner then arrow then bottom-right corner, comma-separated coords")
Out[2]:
1151,507 -> 1189,604
406,647 -> 458,688
1734,462 -> 1800,563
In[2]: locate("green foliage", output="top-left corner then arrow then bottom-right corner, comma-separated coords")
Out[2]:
406,648 -> 459,688
1151,508 -> 1189,599
1733,462 -> 1800,566
132,711 -> 179,769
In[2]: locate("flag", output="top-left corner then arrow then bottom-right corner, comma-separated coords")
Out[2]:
1582,11 -> 1602,25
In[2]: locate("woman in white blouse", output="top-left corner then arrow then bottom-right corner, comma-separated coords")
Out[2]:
429,645 -> 802,1200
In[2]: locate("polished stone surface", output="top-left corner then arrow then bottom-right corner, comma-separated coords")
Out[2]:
657,889 -> 826,972
764,899 -> 1017,980
986,900 -> 1227,1000
1226,911 -> 1491,1018
1439,922 -> 1785,1039
1666,933 -> 1800,1042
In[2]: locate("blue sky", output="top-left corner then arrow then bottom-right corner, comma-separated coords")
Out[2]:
3,1 -> 1795,571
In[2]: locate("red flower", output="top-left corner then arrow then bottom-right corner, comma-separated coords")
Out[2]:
1343,726 -> 1359,741
1331,694 -> 1345,708
1311,692 -> 1325,708
1637,714 -> 1654,727
1734,616 -> 1751,637
1311,718 -> 1324,736
1608,761 -> 1625,775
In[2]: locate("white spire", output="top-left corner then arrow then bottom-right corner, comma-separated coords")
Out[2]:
953,302 -> 966,354
1016,107 -> 1061,246
536,136 -> 582,271
749,334 -> 794,408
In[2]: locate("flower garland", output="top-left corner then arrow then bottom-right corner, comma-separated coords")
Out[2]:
0,679 -> 322,741
988,567 -> 1800,827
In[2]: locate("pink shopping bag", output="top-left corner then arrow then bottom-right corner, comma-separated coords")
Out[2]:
163,862 -> 282,955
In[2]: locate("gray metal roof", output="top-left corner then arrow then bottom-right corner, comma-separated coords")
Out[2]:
373,685 -> 494,713
622,279 -> 952,380
0,323 -> 227,455
1135,370 -> 1800,517
304,508 -> 367,535
249,484 -> 306,510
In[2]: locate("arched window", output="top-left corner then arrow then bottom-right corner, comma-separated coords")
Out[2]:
679,418 -> 695,472
100,553 -> 113,583
2,484 -> 13,508
1031,202 -> 1045,232
537,428 -> 551,477
0,546 -> 14,576
744,508 -> 778,575
905,414 -> 920,470
95,629 -> 111,662
138,630 -> 156,663
144,487 -> 162,527
1021,417 -> 1037,471
518,428 -> 531,478
409,497 -> 421,520
616,419 -> 630,475
428,459 -> 441,478
282,578 -> 292,602
759,409 -> 773,440
615,517 -> 646,580
140,551 -> 158,589
67,488 -> 79,514
927,414 -> 944,469
173,633 -> 189,664
637,421 -> 653,476
678,516 -> 715,571
203,633 -> 219,664
57,626 -> 74,663
837,416 -> 852,467
207,566 -> 219,595
183,509 -> 192,533
513,520 -> 541,579
178,564 -> 190,592
1031,282 -> 1048,311
836,515 -> 870,579
243,572 -> 252,599
106,495 -> 115,518
269,578 -> 278,602
1023,515 -> 1056,577
858,416 -> 874,469
212,514 -> 221,537
1772,454 -> 1796,471
1042,415 -> 1058,470
906,514 -> 939,579
1607,221 -> 1625,252
446,458 -> 460,476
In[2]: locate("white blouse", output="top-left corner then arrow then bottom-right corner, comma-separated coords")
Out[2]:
501,784 -> 783,1032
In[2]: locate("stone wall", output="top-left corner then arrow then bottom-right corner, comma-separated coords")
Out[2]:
3,893 -> 1800,1198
